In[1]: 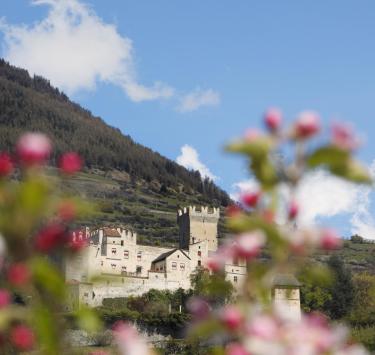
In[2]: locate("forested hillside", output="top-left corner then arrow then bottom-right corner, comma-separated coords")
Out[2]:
0,59 -> 230,245
0,59 -> 229,205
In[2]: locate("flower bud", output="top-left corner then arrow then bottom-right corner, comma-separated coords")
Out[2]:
7,263 -> 30,287
320,229 -> 342,250
0,289 -> 10,308
220,306 -> 243,331
234,232 -> 265,260
294,111 -> 320,139
241,191 -> 261,208
59,152 -> 82,174
288,200 -> 299,220
226,343 -> 249,355
35,223 -> 66,253
16,132 -> 51,166
0,153 -> 13,177
264,108 -> 282,132
331,122 -> 359,151
10,325 -> 35,351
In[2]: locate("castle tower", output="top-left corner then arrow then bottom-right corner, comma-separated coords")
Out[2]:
177,206 -> 220,252
272,274 -> 301,321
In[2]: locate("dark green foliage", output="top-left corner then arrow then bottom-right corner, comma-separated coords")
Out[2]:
0,59 -> 230,207
190,267 -> 234,306
97,289 -> 191,331
324,255 -> 355,320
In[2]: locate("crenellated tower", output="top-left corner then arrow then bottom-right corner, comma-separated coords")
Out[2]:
177,206 -> 220,252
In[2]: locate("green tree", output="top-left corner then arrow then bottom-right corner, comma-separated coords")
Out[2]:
348,273 -> 375,326
324,255 -> 354,319
190,267 -> 234,305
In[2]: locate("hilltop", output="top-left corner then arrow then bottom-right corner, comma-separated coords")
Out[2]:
0,59 -> 230,246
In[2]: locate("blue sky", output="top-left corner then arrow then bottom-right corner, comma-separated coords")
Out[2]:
1,0 -> 375,239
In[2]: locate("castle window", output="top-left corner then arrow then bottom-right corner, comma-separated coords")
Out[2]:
198,251 -> 201,257
172,262 -> 177,270
124,250 -> 129,259
234,276 -> 238,283
198,260 -> 201,266
111,248 -> 116,255
180,263 -> 185,270
111,263 -> 116,269
137,252 -> 142,261
121,241 -> 124,246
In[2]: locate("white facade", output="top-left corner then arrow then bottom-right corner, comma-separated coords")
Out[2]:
65,206 -> 248,309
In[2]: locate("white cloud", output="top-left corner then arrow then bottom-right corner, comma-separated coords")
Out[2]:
176,145 -> 217,180
0,0 -> 174,101
230,162 -> 375,240
177,88 -> 220,113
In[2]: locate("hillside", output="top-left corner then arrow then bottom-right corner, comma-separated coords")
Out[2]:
0,59 -> 230,246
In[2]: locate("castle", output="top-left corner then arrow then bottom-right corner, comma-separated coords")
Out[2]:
65,206 -> 301,321
65,206 -> 247,309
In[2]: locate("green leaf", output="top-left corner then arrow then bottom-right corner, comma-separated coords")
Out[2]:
75,306 -> 102,333
226,137 -> 274,159
33,306 -> 59,355
307,145 -> 349,168
31,257 -> 66,300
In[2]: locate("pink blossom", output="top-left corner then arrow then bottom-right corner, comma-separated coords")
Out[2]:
226,342 -> 249,355
205,253 -> 226,272
241,191 -> 261,208
288,200 -> 299,220
226,204 -> 243,217
112,321 -> 151,355
7,263 -> 30,287
16,132 -> 51,166
244,129 -> 262,142
264,108 -> 282,132
35,223 -> 66,253
331,122 -> 359,151
0,289 -> 10,308
0,152 -> 13,177
58,152 -> 82,174
320,229 -> 342,250
186,297 -> 210,320
294,111 -> 320,139
220,305 -> 243,331
10,325 -> 35,351
234,232 -> 265,260
246,315 -> 279,341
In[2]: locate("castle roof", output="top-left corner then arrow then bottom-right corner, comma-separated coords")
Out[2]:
152,249 -> 191,263
272,274 -> 301,288
103,227 -> 121,237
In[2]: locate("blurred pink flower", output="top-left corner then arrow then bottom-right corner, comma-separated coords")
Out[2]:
288,200 -> 299,220
7,263 -> 30,287
16,132 -> 51,166
244,129 -> 262,141
220,305 -> 243,331
10,325 -> 35,351
226,342 -> 250,355
264,108 -> 282,132
320,229 -> 342,250
331,122 -> 359,151
0,289 -> 10,308
113,321 -> 151,355
35,223 -> 66,253
246,314 -> 279,341
58,152 -> 82,174
186,296 -> 210,320
234,231 -> 265,260
241,191 -> 261,208
0,152 -> 13,177
294,111 -> 320,139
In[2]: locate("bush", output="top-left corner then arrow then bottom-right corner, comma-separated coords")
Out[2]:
351,326 -> 375,351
